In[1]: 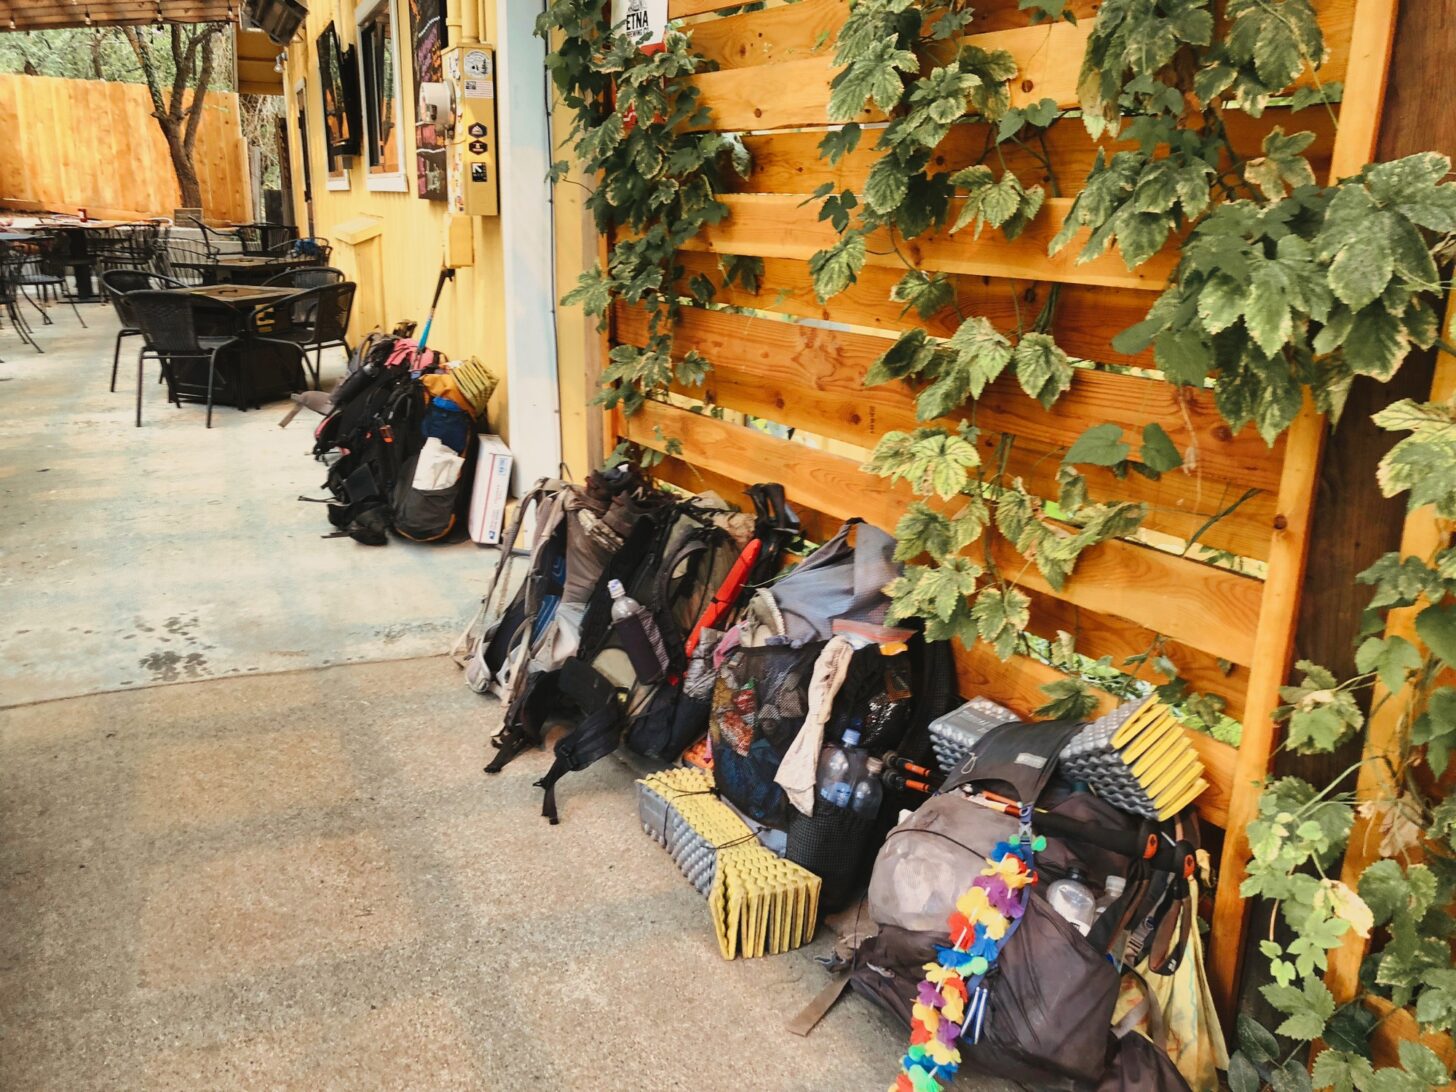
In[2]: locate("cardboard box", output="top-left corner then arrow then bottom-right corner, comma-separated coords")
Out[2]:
468,435 -> 513,545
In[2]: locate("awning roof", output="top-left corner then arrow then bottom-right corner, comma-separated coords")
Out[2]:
0,1 -> 235,31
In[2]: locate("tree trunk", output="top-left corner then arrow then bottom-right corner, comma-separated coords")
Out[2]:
159,119 -> 204,210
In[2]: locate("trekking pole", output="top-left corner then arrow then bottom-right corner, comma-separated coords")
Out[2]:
417,265 -> 455,351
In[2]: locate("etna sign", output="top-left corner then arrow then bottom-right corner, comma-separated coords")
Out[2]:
612,0 -> 667,49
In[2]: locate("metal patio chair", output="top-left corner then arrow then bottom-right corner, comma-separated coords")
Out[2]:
127,290 -> 242,428
100,268 -> 183,392
249,281 -> 355,390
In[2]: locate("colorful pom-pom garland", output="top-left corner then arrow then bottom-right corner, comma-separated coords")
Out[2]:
890,806 -> 1042,1092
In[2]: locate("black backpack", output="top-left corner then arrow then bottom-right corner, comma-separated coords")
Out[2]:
489,492 -> 745,822
309,336 -> 466,544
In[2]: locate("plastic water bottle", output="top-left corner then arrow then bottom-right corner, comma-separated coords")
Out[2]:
1047,869 -> 1097,936
608,579 -> 665,682
818,726 -> 868,809
851,757 -> 885,818
1095,875 -> 1126,918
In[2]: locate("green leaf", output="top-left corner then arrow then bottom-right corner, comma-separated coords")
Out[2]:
972,584 -> 1030,660
808,231 -> 867,302
1064,423 -> 1131,467
1140,423 -> 1184,472
1260,977 -> 1335,1041
1245,127 -> 1318,200
1328,230 -> 1395,312
1277,660 -> 1364,754
1013,333 -> 1074,409
893,500 -> 984,562
864,155 -> 910,213
863,427 -> 981,500
891,270 -> 955,319
828,34 -> 918,120
1343,304 -> 1408,381
946,316 -> 1015,400
1228,1053 -> 1263,1092
1312,1050 -> 1374,1092
1416,602 -> 1456,667
1036,677 -> 1101,720
561,263 -> 616,319
1414,967 -> 1456,1033
1360,859 -> 1412,926
1323,1002 -> 1378,1060
1374,399 -> 1456,517
1237,1013 -> 1280,1065
1412,687 -> 1456,777
1272,1059 -> 1314,1092
1354,635 -> 1423,692
1398,1042 -> 1450,1088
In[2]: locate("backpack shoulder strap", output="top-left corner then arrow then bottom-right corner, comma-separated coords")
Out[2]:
450,479 -> 553,665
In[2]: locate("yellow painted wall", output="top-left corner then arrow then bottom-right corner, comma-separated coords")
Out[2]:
282,0 -> 510,433
282,0 -> 601,469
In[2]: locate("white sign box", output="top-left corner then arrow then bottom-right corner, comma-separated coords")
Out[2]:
612,0 -> 668,48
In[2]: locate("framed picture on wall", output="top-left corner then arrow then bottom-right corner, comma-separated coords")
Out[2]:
409,0 -> 447,201
317,22 -> 361,161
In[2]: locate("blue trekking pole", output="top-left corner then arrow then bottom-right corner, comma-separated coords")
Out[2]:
417,266 -> 455,350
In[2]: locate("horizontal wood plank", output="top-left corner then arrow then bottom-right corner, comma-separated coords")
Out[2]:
684,21 -> 1092,129
1024,589 -> 1249,718
616,302 -> 1286,496
616,399 -> 1265,666
683,0 -> 1354,117
733,108 -> 1339,196
682,193 -> 1179,290
674,252 -> 1167,370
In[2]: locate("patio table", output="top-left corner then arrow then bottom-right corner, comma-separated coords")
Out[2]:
172,256 -> 308,287
34,221 -> 140,300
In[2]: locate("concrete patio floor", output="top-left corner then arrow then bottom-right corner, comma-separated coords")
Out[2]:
0,304 -> 928,1089
0,307 -> 491,707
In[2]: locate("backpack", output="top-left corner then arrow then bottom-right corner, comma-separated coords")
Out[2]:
847,721 -> 1198,1091
309,335 -> 467,544
516,494 -> 748,822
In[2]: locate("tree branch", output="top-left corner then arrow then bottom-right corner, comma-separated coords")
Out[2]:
168,23 -> 190,120
183,26 -> 224,156
122,27 -> 168,120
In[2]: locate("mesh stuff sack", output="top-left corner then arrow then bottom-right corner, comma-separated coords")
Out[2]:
708,641 -> 825,828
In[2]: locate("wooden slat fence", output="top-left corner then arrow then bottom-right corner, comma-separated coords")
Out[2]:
595,0 -> 1400,1014
0,75 -> 251,222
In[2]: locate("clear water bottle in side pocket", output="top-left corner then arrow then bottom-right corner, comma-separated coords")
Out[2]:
608,579 -> 668,683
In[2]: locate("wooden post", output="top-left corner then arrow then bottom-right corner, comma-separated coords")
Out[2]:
1208,0 -> 1402,1021
1237,0 -> 1456,1027
1323,291 -> 1456,1018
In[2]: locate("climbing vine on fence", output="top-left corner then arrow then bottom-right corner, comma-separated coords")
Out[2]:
808,1 -> 1456,1088
538,0 -> 756,464
544,1 -> 1456,1085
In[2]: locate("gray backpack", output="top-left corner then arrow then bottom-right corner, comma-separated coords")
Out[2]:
848,722 -> 1196,1091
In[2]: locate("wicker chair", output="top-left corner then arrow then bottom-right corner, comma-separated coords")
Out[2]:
11,234 -> 86,328
100,268 -> 183,392
126,290 -> 242,428
263,266 -> 347,290
249,281 -> 355,390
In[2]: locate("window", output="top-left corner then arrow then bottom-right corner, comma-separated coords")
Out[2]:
356,0 -> 407,192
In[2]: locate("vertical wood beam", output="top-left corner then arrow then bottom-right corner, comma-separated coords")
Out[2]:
1207,0 -> 1402,1021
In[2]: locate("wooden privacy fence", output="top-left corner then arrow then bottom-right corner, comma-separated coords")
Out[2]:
597,0 -> 1402,1017
0,75 -> 251,222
